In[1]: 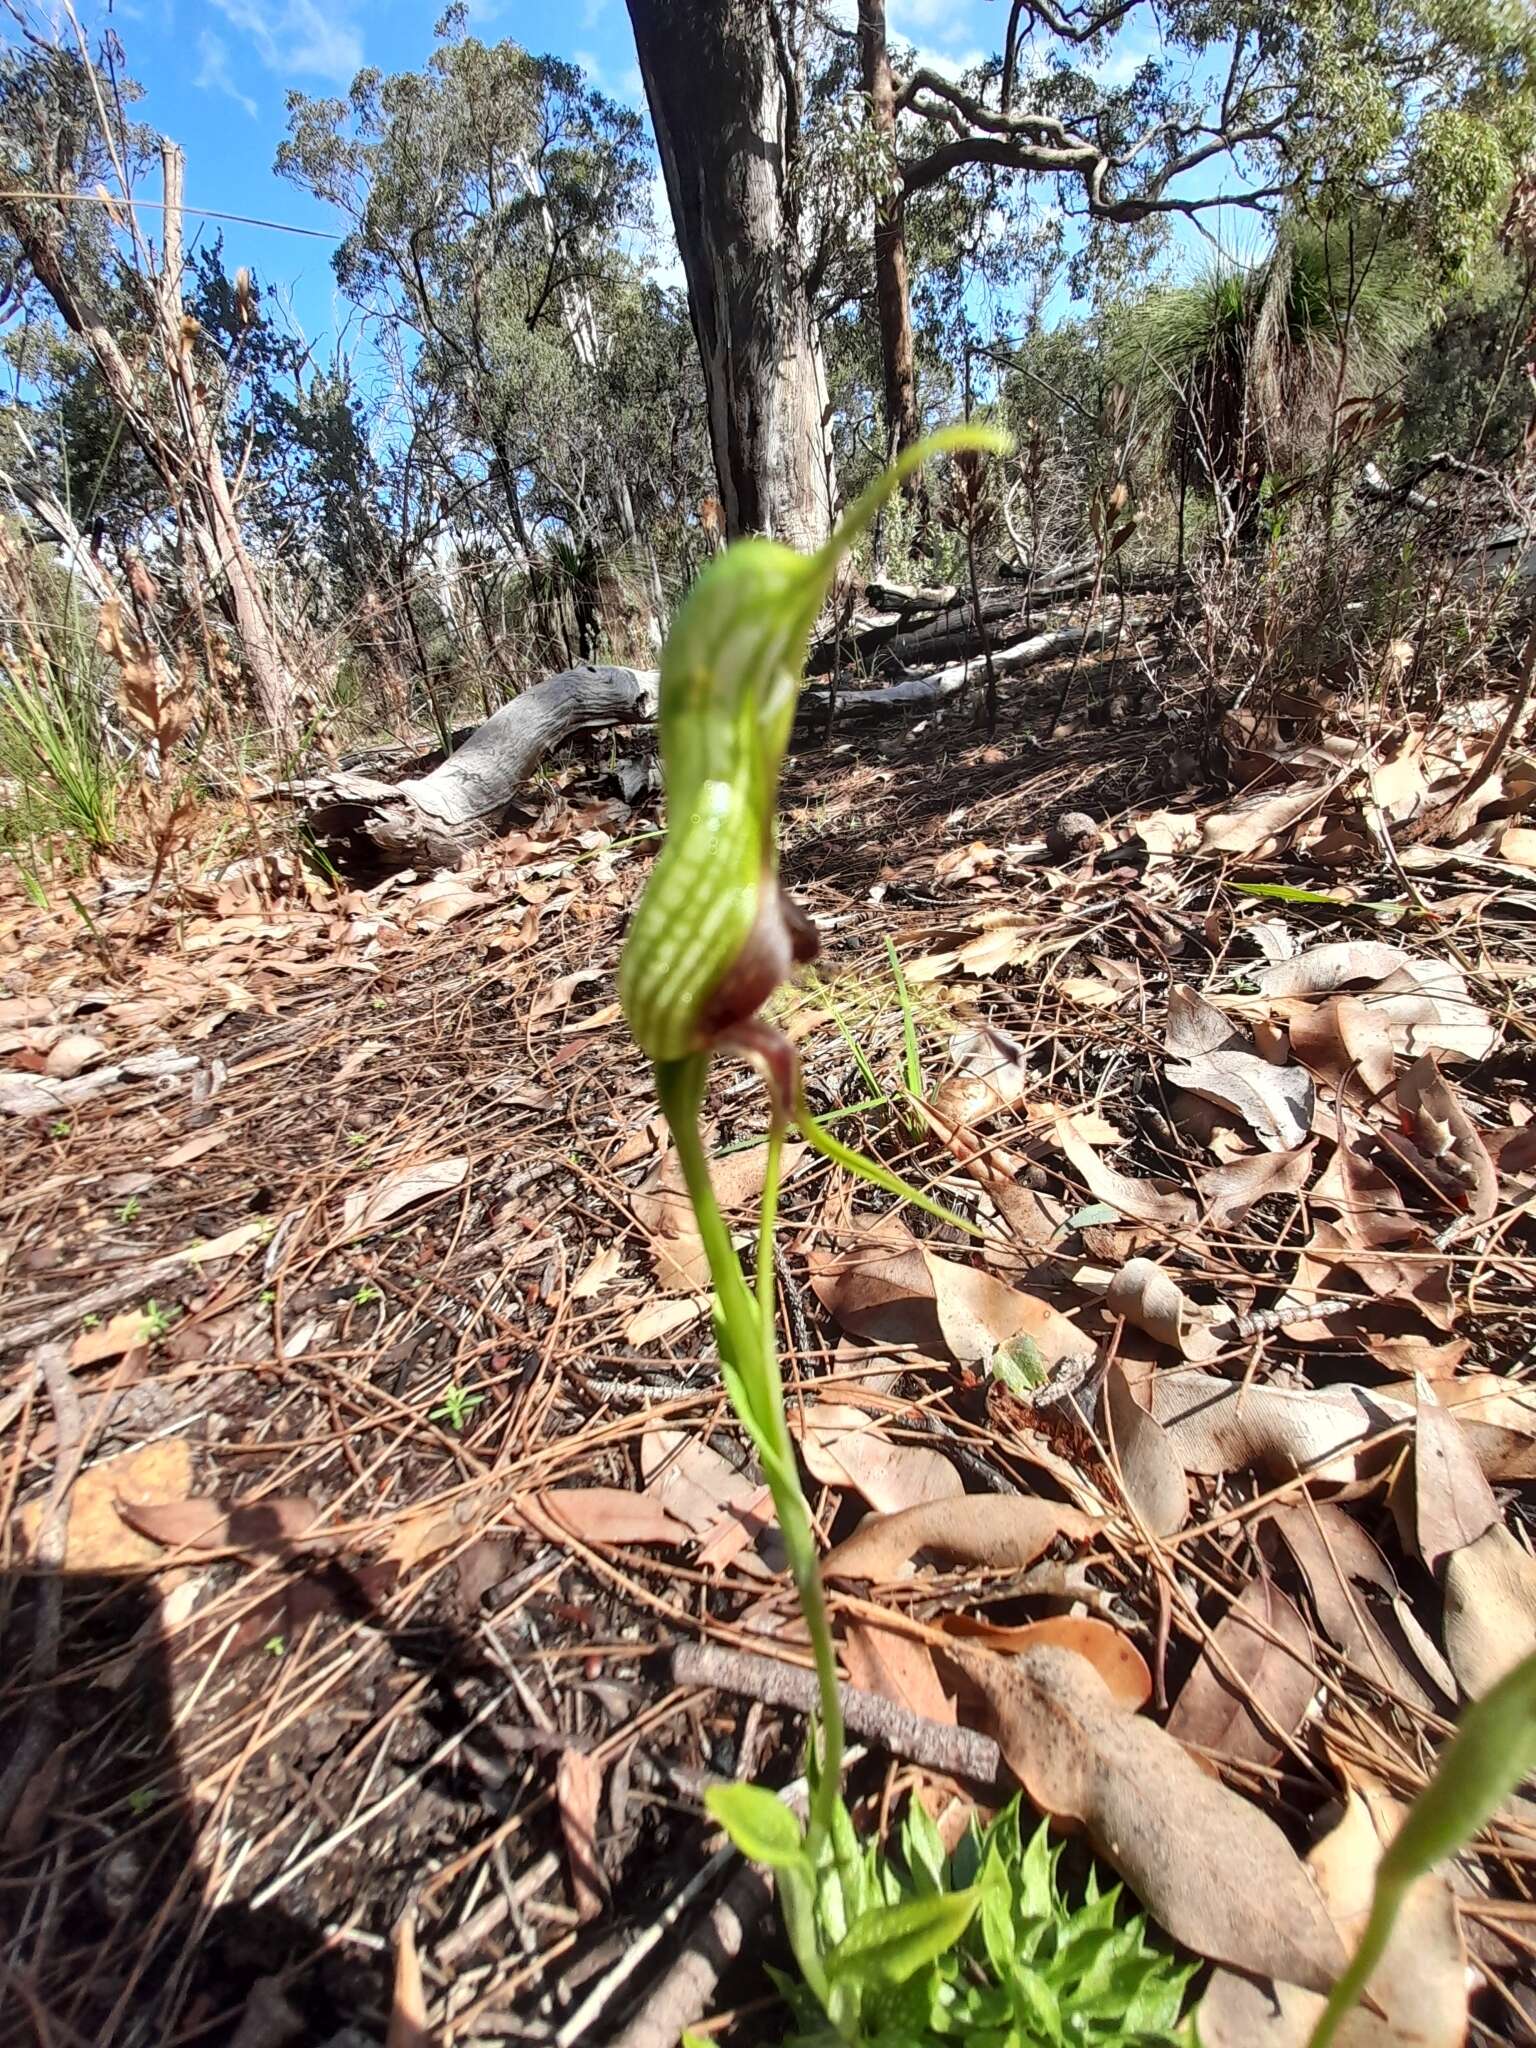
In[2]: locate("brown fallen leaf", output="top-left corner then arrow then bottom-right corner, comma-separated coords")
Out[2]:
922,1249 -> 1087,1368
1411,1393 -> 1498,1576
341,1154 -> 468,1239
1287,995 -> 1397,1103
513,1487 -> 690,1550
1391,1055 -> 1498,1223
1263,1504 -> 1441,1712
1252,943 -> 1424,1000
940,1613 -> 1151,1711
843,1617 -> 955,1723
14,1438 -> 194,1571
1052,1115 -> 1196,1227
1143,1367 -> 1403,1482
556,1749 -> 608,1923
1443,1521 -> 1536,1698
623,1293 -> 708,1346
70,1307 -> 159,1367
635,1140 -> 805,1293
1196,1144 -> 1315,1230
1106,1258 -> 1221,1364
1199,1783 -> 1466,2047
570,1243 -> 627,1300
1164,986 -> 1314,1152
116,1494 -> 323,1558
641,1427 -> 773,1575
794,1401 -> 962,1512
1103,1362 -> 1189,1538
959,1643 -> 1346,1992
1198,781 -> 1328,858
807,1223 -> 943,1354
1166,1574 -> 1316,1769
823,1495 -> 1099,1582
1423,1373 -> 1536,1481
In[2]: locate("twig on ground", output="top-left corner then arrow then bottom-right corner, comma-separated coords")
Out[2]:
604,1861 -> 773,2048
671,1640 -> 1004,1786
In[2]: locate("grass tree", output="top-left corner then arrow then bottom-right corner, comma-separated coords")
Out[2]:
1115,217 -> 1426,552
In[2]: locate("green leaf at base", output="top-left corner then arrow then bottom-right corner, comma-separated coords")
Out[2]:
707,1782 -> 810,1871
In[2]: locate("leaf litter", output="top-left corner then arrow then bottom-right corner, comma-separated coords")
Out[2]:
4,643 -> 1536,2044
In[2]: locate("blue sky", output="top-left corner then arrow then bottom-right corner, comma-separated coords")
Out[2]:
51,0 -> 1240,353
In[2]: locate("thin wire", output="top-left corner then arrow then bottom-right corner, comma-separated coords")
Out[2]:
0,188 -> 340,242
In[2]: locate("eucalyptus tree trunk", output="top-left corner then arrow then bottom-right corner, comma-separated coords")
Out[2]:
625,0 -> 835,552
858,0 -> 920,469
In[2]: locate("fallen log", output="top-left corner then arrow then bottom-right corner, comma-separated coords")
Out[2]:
800,613 -> 1146,719
296,614 -> 1150,874
300,662 -> 658,871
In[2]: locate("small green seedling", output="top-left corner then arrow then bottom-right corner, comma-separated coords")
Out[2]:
430,1382 -> 485,1431
117,1195 -> 141,1224
346,1130 -> 368,1149
351,1281 -> 382,1307
81,1311 -> 101,1331
262,1635 -> 286,1658
49,1117 -> 70,1139
141,1300 -> 174,1339
259,1288 -> 276,1309
126,1786 -> 156,1816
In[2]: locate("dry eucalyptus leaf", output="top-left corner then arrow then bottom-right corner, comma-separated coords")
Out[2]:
843,1617 -> 955,1723
1103,1361 -> 1189,1538
1053,1115 -> 1196,1227
570,1243 -> 627,1300
1412,1393 -> 1498,1576
1197,782 -> 1328,858
1165,985 -> 1314,1151
794,1400 -> 963,1512
1287,996 -> 1397,1102
1166,1575 -> 1316,1769
1199,1785 -> 1465,2048
1252,943 -> 1421,1000
556,1749 -> 607,1923
70,1308 -> 160,1367
1106,1257 -> 1222,1364
341,1154 -> 468,1239
1264,1504 -> 1441,1712
14,1438 -> 194,1571
1442,1522 -> 1536,1698
940,1612 -> 1152,1710
922,1249 -> 1086,1368
115,1494 -> 323,1558
958,1643 -> 1346,1993
513,1487 -> 690,1550
1392,1056 -> 1498,1223
623,1293 -> 708,1346
807,1226 -> 943,1354
641,1427 -> 771,1573
635,1140 -> 806,1292
822,1495 -> 1099,1581
1196,1144 -> 1315,1230
1144,1369 -> 1403,1482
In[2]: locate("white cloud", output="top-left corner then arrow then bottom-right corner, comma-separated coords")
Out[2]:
890,0 -> 959,30
909,44 -> 987,82
580,0 -> 609,24
210,0 -> 363,87
574,48 -> 603,84
618,63 -> 646,102
194,29 -> 257,118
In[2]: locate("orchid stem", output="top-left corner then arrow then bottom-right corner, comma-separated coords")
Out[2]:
656,1060 -> 846,1869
